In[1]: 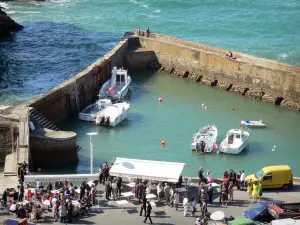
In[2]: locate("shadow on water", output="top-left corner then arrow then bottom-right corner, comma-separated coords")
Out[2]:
0,21 -> 121,105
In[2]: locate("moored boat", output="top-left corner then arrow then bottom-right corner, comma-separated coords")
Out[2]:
191,125 -> 218,153
99,67 -> 132,101
95,101 -> 131,127
78,98 -> 112,122
219,129 -> 250,154
241,120 -> 267,128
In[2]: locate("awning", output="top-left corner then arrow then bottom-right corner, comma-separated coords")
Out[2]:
109,157 -> 185,183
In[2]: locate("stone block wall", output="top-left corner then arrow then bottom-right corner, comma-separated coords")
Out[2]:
138,34 -> 300,110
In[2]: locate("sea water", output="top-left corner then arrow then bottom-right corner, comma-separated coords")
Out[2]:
0,0 -> 299,177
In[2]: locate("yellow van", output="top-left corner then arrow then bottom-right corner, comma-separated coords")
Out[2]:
245,165 -> 293,190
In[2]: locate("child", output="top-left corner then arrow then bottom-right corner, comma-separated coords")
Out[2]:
247,181 -> 252,200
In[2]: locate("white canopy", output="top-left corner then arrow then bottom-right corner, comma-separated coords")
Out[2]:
109,157 -> 185,183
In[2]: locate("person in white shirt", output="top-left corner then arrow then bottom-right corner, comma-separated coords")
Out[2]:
173,191 -> 179,211
240,170 -> 245,190
183,197 -> 189,217
111,182 -> 117,200
156,183 -> 163,202
9,202 -> 16,213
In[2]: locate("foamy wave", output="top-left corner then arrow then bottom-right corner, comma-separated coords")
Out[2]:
141,4 -> 148,9
278,52 -> 293,60
153,9 -> 160,13
0,2 -> 9,9
6,11 -> 16,14
129,0 -> 150,10
18,11 -> 41,14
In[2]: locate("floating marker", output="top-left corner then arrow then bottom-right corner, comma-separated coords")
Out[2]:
205,106 -> 207,110
276,130 -> 279,134
202,103 -> 205,108
232,107 -> 235,110
161,140 -> 166,145
159,97 -> 163,102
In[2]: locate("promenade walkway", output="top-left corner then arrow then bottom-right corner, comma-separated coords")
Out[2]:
1,182 -> 299,225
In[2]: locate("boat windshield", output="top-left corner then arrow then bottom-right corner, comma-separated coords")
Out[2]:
255,170 -> 265,179
250,203 -> 266,215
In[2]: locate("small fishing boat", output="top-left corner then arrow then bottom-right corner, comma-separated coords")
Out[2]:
219,129 -> 250,155
99,67 -> 132,101
78,98 -> 112,122
95,101 -> 131,127
241,120 -> 267,128
191,125 -> 218,153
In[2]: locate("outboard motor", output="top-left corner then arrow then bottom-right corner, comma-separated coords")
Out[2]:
200,141 -> 205,153
100,117 -> 105,125
105,117 -> 110,125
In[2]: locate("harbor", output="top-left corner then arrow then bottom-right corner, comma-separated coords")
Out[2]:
0,9 -> 300,225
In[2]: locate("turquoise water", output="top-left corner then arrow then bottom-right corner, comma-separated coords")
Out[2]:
0,0 -> 300,177
60,72 -> 300,177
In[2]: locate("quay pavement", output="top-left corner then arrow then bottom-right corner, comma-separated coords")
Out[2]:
1,182 -> 300,225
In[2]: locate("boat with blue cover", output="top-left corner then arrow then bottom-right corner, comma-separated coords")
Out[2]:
191,125 -> 218,153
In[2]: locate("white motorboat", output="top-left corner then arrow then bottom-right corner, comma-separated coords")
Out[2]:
219,129 -> 250,155
78,98 -> 112,122
99,67 -> 132,101
95,101 -> 131,127
241,120 -> 267,128
191,125 -> 218,153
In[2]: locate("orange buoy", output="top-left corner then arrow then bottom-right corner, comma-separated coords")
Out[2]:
161,140 -> 166,145
159,97 -> 163,102
239,123 -> 242,127
109,87 -> 114,93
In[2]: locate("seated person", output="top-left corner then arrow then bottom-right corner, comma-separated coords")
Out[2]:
226,51 -> 237,59
17,205 -> 26,218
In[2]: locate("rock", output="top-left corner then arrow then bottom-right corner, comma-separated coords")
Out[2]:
280,99 -> 300,110
218,83 -> 233,91
245,89 -> 265,99
232,86 -> 249,95
261,94 -> 277,104
200,77 -> 211,85
0,8 -> 23,40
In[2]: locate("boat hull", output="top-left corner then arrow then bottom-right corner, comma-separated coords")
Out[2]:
219,141 -> 248,154
241,120 -> 267,128
78,113 -> 96,122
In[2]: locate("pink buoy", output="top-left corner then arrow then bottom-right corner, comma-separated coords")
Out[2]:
159,97 -> 163,102
232,107 -> 235,110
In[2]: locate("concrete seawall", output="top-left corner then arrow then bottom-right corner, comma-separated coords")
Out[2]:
134,33 -> 300,110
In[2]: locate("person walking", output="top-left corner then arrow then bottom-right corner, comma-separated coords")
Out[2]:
140,196 -> 147,217
111,181 -> 117,200
190,197 -> 197,216
67,200 -> 73,223
157,183 -> 163,202
164,183 -> 171,203
207,183 -> 214,203
228,181 -> 234,202
183,197 -> 189,217
105,181 -> 111,201
247,181 -> 252,200
240,170 -> 245,190
201,200 -> 207,217
144,201 -> 153,224
252,182 -> 258,203
58,203 -> 67,223
258,181 -> 263,201
173,191 -> 179,210
117,176 -> 122,197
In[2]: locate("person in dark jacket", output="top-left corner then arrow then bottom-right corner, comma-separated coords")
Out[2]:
116,177 -> 122,197
176,175 -> 183,188
207,183 -> 214,203
144,201 -> 153,224
79,182 -> 86,201
140,197 -> 147,216
105,181 -> 111,200
67,200 -> 73,223
2,188 -> 8,204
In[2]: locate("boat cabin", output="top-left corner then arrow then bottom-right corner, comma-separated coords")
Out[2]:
268,202 -> 300,219
227,129 -> 246,144
111,67 -> 130,88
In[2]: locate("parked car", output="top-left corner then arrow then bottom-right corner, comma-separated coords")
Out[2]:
268,202 -> 300,219
228,218 -> 260,225
245,165 -> 293,190
244,200 -> 284,222
271,217 -> 300,225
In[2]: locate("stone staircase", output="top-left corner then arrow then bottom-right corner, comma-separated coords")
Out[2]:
29,108 -> 59,131
29,108 -> 82,152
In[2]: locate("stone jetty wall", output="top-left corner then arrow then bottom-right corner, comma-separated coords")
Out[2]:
137,33 -> 300,111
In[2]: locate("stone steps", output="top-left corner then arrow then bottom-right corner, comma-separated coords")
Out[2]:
29,108 -> 60,131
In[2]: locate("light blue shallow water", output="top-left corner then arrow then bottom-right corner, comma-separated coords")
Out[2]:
59,72 -> 300,177
0,0 -> 299,177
